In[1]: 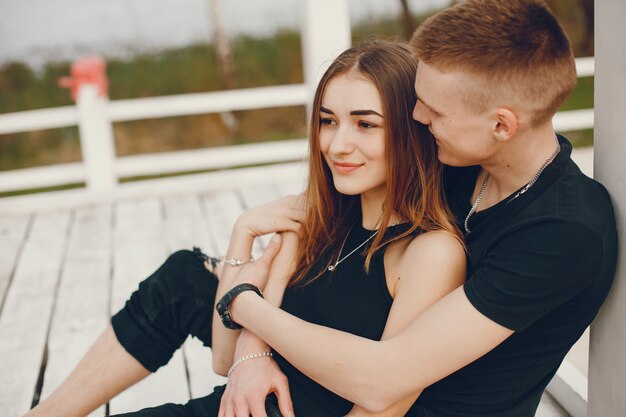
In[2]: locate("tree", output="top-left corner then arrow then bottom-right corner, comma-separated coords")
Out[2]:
399,0 -> 416,40
207,0 -> 238,133
208,0 -> 237,90
579,0 -> 594,56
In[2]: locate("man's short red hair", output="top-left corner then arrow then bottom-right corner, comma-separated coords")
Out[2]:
411,0 -> 577,126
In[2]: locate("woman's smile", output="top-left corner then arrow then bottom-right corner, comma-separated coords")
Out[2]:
331,160 -> 364,174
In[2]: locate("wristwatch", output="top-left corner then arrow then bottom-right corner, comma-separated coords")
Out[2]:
215,283 -> 263,329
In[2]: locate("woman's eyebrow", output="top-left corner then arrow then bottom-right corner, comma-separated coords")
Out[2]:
320,106 -> 383,118
350,110 -> 383,117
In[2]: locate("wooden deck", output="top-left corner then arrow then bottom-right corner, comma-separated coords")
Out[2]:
0,165 -> 573,417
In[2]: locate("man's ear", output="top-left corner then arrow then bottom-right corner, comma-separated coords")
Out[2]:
493,108 -> 518,142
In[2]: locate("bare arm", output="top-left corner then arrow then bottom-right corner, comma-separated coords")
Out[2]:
346,231 -> 466,416
218,232 -> 299,417
229,236 -> 513,413
211,197 -> 304,375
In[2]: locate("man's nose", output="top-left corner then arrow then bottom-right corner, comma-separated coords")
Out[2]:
413,102 -> 430,125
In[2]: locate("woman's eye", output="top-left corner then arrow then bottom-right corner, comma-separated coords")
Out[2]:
358,121 -> 376,129
320,117 -> 335,125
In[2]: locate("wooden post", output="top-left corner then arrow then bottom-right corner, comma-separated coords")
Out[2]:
60,56 -> 118,192
588,1 -> 626,416
300,0 -> 351,98
76,85 -> 117,192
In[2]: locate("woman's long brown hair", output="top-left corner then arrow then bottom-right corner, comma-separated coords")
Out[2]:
291,40 -> 461,286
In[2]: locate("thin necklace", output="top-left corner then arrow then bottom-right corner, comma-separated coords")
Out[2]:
328,221 -> 398,272
464,136 -> 561,235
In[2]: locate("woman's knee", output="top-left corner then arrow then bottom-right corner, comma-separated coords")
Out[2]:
154,248 -> 219,302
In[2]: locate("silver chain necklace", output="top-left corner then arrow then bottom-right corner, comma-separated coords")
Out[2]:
464,137 -> 560,235
328,221 -> 399,272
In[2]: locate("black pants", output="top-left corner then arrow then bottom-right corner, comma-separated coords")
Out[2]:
111,248 -> 225,416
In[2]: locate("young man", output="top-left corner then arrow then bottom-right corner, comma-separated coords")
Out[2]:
218,0 -> 617,416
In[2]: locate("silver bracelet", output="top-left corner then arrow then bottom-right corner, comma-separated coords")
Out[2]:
218,256 -> 254,267
227,351 -> 273,377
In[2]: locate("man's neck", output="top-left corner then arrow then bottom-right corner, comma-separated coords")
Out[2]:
476,124 -> 559,210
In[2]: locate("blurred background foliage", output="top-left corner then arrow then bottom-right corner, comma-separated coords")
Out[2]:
0,0 -> 594,172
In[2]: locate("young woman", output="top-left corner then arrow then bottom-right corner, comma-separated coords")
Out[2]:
25,41 -> 465,417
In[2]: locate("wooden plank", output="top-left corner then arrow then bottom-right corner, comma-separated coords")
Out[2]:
201,190 -> 247,256
0,162 -> 305,218
117,139 -> 307,178
40,205 -> 113,417
274,178 -> 305,198
0,216 -> 30,313
184,337 -> 226,399
108,84 -> 307,122
237,184 -> 281,256
109,199 -> 189,414
0,211 -> 71,417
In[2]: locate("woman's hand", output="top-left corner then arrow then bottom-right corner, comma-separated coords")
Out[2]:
234,195 -> 305,239
218,355 -> 294,417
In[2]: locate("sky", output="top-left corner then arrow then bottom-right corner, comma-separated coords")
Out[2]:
0,0 -> 449,67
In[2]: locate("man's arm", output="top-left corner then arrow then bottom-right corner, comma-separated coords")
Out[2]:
346,231 -> 466,416
232,281 -> 512,412
230,220 -> 600,411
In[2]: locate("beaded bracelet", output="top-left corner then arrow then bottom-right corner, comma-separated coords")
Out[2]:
227,351 -> 273,377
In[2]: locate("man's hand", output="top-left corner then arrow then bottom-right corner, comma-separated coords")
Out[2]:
218,355 -> 294,417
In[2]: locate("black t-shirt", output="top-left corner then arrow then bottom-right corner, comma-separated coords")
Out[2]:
413,136 -> 618,416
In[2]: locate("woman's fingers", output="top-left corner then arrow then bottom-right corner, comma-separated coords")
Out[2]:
247,398 -> 268,417
255,234 -> 283,269
274,377 -> 295,417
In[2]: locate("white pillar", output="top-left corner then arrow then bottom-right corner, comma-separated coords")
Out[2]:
588,1 -> 626,416
76,84 -> 117,192
300,0 -> 351,97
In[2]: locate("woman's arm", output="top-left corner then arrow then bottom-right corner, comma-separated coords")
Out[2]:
345,231 -> 465,416
229,235 -> 513,413
211,197 -> 303,375
218,232 -> 299,417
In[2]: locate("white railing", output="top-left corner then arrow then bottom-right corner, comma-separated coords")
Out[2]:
0,0 -> 350,195
0,56 -> 595,196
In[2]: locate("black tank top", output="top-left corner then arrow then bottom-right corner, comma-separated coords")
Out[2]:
273,222 -> 414,417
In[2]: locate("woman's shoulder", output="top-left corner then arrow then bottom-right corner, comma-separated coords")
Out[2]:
397,230 -> 465,282
384,229 -> 465,295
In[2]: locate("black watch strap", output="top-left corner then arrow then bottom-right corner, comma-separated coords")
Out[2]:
215,283 -> 263,329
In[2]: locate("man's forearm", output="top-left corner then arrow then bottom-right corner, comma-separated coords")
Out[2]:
231,287 -> 513,412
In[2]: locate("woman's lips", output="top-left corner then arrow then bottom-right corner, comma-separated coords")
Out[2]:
332,161 -> 363,174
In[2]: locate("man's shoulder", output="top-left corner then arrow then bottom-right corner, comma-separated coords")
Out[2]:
540,157 -> 615,233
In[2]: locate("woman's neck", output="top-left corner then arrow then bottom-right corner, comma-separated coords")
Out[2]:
360,190 -> 387,230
